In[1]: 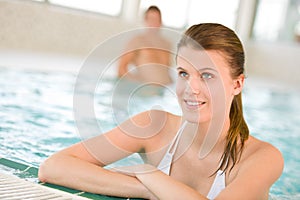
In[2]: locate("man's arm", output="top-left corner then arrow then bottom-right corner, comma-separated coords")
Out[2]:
117,50 -> 135,78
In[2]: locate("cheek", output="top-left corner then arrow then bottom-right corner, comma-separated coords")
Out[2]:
175,79 -> 185,98
207,80 -> 232,114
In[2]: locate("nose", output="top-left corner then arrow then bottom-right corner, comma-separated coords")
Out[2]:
186,76 -> 202,95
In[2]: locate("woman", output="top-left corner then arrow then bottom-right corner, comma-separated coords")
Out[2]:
39,23 -> 283,200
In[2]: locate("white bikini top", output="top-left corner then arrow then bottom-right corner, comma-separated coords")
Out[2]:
157,121 -> 225,199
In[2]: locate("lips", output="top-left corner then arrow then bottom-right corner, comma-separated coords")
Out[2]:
184,99 -> 206,109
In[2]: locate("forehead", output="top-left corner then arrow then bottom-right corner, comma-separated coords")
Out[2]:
177,47 -> 227,71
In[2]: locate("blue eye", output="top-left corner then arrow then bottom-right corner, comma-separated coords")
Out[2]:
178,71 -> 188,78
201,72 -> 213,79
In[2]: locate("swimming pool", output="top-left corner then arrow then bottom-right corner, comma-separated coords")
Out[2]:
0,66 -> 299,199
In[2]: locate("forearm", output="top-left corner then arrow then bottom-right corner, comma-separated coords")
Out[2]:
136,167 -> 207,200
118,67 -> 126,77
118,62 -> 129,78
38,154 -> 152,199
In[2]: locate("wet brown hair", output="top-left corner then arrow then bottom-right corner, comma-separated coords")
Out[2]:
177,23 -> 249,174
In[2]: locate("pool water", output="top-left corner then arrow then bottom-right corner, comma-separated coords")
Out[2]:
0,66 -> 299,199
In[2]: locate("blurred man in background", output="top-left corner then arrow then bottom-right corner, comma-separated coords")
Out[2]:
117,6 -> 173,86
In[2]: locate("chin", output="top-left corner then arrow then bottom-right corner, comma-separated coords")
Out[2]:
182,112 -> 210,124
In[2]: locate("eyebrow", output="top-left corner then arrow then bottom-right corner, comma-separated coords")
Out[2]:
176,67 -> 185,71
176,66 -> 218,73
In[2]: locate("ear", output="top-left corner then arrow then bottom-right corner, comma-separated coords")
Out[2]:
233,74 -> 245,95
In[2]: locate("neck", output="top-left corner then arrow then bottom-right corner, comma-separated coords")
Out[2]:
183,117 -> 230,159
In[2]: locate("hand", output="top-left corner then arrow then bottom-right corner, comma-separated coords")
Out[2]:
109,164 -> 160,200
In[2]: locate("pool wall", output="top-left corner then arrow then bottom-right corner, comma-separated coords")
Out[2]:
0,0 -> 300,86
0,157 -> 143,200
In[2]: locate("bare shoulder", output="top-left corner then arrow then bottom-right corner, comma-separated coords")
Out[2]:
161,36 -> 172,48
221,136 -> 284,198
237,135 -> 284,182
123,34 -> 143,50
246,136 -> 283,164
127,34 -> 147,47
117,110 -> 179,138
129,34 -> 172,50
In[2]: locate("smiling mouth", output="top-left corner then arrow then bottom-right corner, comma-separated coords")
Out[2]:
184,100 -> 206,108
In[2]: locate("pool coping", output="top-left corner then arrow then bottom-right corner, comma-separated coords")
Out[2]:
0,158 -> 142,200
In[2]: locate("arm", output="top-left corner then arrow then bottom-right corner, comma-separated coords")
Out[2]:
133,143 -> 283,200
112,164 -> 206,200
117,50 -> 135,78
216,143 -> 284,200
117,37 -> 139,78
38,110 -> 166,199
136,165 -> 207,200
39,147 -> 151,198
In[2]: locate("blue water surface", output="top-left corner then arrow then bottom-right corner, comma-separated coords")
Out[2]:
0,66 -> 299,199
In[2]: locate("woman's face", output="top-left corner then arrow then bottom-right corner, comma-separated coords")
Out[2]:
176,47 -> 243,124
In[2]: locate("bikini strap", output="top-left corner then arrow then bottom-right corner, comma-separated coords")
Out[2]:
166,120 -> 187,156
157,121 -> 187,175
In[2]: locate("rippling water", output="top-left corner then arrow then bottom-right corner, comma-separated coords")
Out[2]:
0,66 -> 299,199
